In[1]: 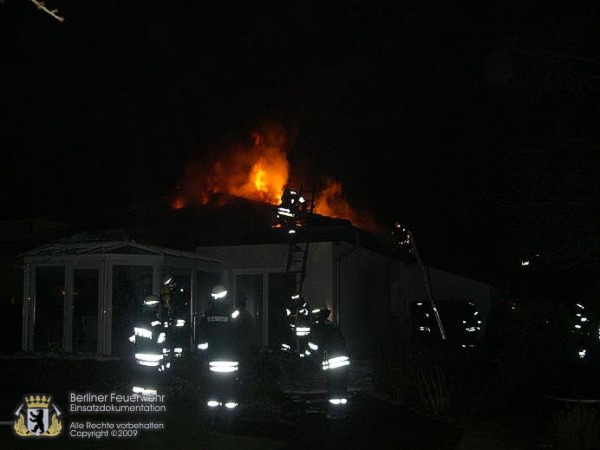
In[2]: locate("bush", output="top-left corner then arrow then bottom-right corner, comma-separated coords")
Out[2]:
481,299 -> 576,396
553,403 -> 600,449
413,364 -> 451,416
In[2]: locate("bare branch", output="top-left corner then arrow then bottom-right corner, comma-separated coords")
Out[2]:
30,0 -> 65,23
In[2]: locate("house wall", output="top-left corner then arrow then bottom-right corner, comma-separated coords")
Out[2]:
333,242 -> 405,359
198,242 -> 500,359
198,242 -> 333,303
395,264 -> 498,322
198,242 -> 334,346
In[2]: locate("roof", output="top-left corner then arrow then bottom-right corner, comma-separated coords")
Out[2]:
21,233 -> 222,263
13,197 -> 502,286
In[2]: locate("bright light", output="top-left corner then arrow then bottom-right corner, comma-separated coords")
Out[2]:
224,402 -> 238,409
286,308 -> 291,316
137,360 -> 160,367
322,356 -> 350,370
134,327 -> 152,339
207,400 -> 220,408
312,308 -> 321,314
151,321 -> 161,326
211,290 -> 228,300
308,342 -> 318,351
198,342 -> 208,350
231,310 -> 240,319
157,332 -> 166,344
209,361 -> 239,373
328,398 -> 348,405
579,349 -> 587,359
577,303 -> 585,309
278,207 -> 292,215
135,353 -> 163,362
176,319 -> 185,327
296,327 -> 310,337
521,260 -> 530,266
144,299 -> 159,305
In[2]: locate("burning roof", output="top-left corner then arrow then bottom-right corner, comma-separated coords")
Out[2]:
169,122 -> 384,234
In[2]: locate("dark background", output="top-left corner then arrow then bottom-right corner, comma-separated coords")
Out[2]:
2,0 -> 599,292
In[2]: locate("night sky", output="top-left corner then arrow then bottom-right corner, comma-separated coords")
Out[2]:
2,1 -> 599,284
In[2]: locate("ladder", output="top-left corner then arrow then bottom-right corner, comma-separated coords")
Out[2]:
285,185 -> 315,296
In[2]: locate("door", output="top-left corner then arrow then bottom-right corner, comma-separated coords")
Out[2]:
72,269 -> 99,353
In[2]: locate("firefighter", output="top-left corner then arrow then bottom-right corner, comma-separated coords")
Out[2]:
280,294 -> 298,354
234,296 -> 256,389
234,297 -> 254,353
161,275 -> 189,361
275,188 -> 306,234
196,284 -> 240,413
308,307 -> 350,419
295,296 -> 312,357
280,294 -> 311,357
129,294 -> 168,395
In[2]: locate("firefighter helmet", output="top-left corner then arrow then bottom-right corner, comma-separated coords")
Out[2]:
311,307 -> 331,321
143,295 -> 160,307
211,284 -> 228,300
162,275 -> 176,287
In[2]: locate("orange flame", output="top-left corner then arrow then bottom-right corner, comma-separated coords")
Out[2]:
314,177 -> 382,234
173,124 -> 289,207
171,123 -> 383,234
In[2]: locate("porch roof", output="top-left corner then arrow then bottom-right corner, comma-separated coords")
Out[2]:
20,235 -> 222,264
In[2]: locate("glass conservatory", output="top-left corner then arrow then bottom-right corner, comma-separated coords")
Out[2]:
21,236 -> 223,356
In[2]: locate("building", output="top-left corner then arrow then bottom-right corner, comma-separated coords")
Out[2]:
20,231 -> 223,356
16,202 -> 501,358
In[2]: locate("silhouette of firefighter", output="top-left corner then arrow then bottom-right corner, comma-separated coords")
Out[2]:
308,307 -> 351,419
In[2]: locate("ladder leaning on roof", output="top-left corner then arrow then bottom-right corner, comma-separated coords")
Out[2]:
284,184 -> 315,296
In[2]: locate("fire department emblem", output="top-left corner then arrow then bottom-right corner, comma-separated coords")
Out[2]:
13,395 -> 63,437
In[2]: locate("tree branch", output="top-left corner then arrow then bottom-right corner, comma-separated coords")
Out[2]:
30,0 -> 65,23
